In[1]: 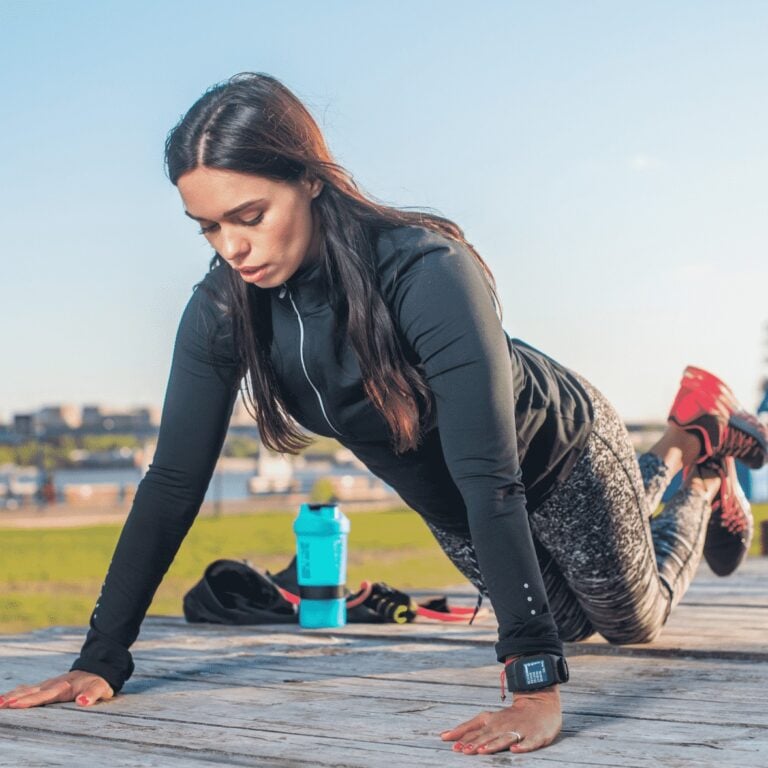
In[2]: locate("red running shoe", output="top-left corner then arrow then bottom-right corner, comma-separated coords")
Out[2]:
685,456 -> 754,577
668,366 -> 767,469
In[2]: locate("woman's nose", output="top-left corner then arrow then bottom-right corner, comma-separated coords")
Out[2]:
218,227 -> 250,262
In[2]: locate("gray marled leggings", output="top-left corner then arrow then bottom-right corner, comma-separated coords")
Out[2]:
426,373 -> 712,645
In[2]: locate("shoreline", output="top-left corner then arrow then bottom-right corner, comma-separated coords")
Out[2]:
0,495 -> 405,529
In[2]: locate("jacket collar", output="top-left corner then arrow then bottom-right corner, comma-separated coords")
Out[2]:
276,256 -> 329,314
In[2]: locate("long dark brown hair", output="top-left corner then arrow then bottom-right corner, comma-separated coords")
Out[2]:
164,72 -> 502,455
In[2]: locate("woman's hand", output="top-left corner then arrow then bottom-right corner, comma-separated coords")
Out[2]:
0,671 -> 115,709
440,684 -> 562,755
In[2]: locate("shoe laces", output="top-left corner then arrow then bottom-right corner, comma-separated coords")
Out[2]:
712,468 -> 749,535
719,500 -> 748,534
720,421 -> 760,462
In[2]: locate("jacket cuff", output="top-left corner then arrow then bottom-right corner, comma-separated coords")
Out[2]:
494,609 -> 564,663
494,635 -> 565,663
69,631 -> 135,695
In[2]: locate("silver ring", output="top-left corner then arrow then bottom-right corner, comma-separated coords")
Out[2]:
506,730 -> 523,743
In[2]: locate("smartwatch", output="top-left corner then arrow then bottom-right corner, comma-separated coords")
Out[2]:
504,653 -> 569,693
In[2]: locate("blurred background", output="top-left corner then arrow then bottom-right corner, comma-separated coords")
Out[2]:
1,1 -> 766,632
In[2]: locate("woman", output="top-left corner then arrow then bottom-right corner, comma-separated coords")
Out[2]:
2,72 -> 766,756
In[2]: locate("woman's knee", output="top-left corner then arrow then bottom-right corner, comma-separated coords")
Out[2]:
553,605 -> 596,642
601,618 -> 665,646
559,621 -> 596,643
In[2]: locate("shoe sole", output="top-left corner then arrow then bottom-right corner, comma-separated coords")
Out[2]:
704,457 -> 753,577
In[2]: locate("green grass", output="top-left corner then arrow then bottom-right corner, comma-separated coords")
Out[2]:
2,503 -> 766,635
749,503 -> 768,553
0,507 -> 468,634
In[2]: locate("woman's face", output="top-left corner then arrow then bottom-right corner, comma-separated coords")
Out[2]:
177,166 -> 324,287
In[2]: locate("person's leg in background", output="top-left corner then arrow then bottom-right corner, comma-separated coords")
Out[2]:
636,423 -> 721,613
660,365 -> 766,577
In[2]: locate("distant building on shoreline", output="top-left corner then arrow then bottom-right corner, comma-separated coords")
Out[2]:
1,403 -> 162,442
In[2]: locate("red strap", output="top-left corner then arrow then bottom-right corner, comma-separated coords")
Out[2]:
500,668 -> 507,702
415,606 -> 472,622
279,583 -> 482,623
276,586 -> 300,605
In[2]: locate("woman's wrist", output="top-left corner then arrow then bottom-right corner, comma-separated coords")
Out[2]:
502,654 -> 563,699
513,682 -> 560,697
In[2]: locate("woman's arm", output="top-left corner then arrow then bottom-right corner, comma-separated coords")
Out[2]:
384,229 -> 563,662
382,229 -> 565,752
68,270 -> 242,695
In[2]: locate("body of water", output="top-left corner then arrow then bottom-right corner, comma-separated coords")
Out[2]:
43,465 -> 768,504
3,465 -> 383,504
53,467 -> 251,502
5,462 -> 768,506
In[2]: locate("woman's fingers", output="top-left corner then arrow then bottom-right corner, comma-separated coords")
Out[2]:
509,734 -> 545,754
0,672 -> 114,709
0,683 -> 39,698
2,681 -> 75,709
440,711 -> 490,742
461,723 -> 543,755
74,680 -> 114,707
449,727 -> 487,752
0,677 -> 70,708
456,724 -> 516,755
475,730 -> 527,755
69,674 -> 115,707
0,684 -> 43,706
440,712 -> 493,754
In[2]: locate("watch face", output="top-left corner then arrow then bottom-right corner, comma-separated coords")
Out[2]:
520,658 -> 549,686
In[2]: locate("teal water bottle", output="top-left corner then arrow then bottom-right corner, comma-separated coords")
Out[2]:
292,502 -> 351,628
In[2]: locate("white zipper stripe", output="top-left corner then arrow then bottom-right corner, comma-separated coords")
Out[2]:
285,287 -> 343,437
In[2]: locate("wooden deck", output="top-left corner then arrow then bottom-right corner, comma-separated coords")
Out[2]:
1,559 -> 767,767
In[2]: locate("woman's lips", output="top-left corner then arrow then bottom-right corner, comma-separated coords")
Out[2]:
238,264 -> 270,280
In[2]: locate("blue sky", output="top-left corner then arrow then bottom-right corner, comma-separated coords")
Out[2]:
1,0 -> 766,423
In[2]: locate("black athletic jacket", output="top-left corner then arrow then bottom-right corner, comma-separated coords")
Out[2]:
69,225 -> 594,694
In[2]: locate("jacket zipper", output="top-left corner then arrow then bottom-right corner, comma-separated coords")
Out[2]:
280,283 -> 344,437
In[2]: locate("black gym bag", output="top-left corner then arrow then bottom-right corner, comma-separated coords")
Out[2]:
183,558 -> 297,625
182,556 -> 419,625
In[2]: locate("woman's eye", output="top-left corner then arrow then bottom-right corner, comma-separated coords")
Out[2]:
196,214 -> 262,236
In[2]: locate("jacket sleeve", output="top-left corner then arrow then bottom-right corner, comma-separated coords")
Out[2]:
387,232 -> 564,662
69,273 -> 241,693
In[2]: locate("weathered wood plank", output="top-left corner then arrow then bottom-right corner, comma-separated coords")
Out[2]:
0,731 -> 294,768
3,648 -> 768,725
1,667 -> 765,768
2,630 -> 768,766
4,587 -> 766,655
1,558 -> 766,766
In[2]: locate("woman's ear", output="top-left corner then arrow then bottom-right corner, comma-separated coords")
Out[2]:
302,174 -> 324,200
